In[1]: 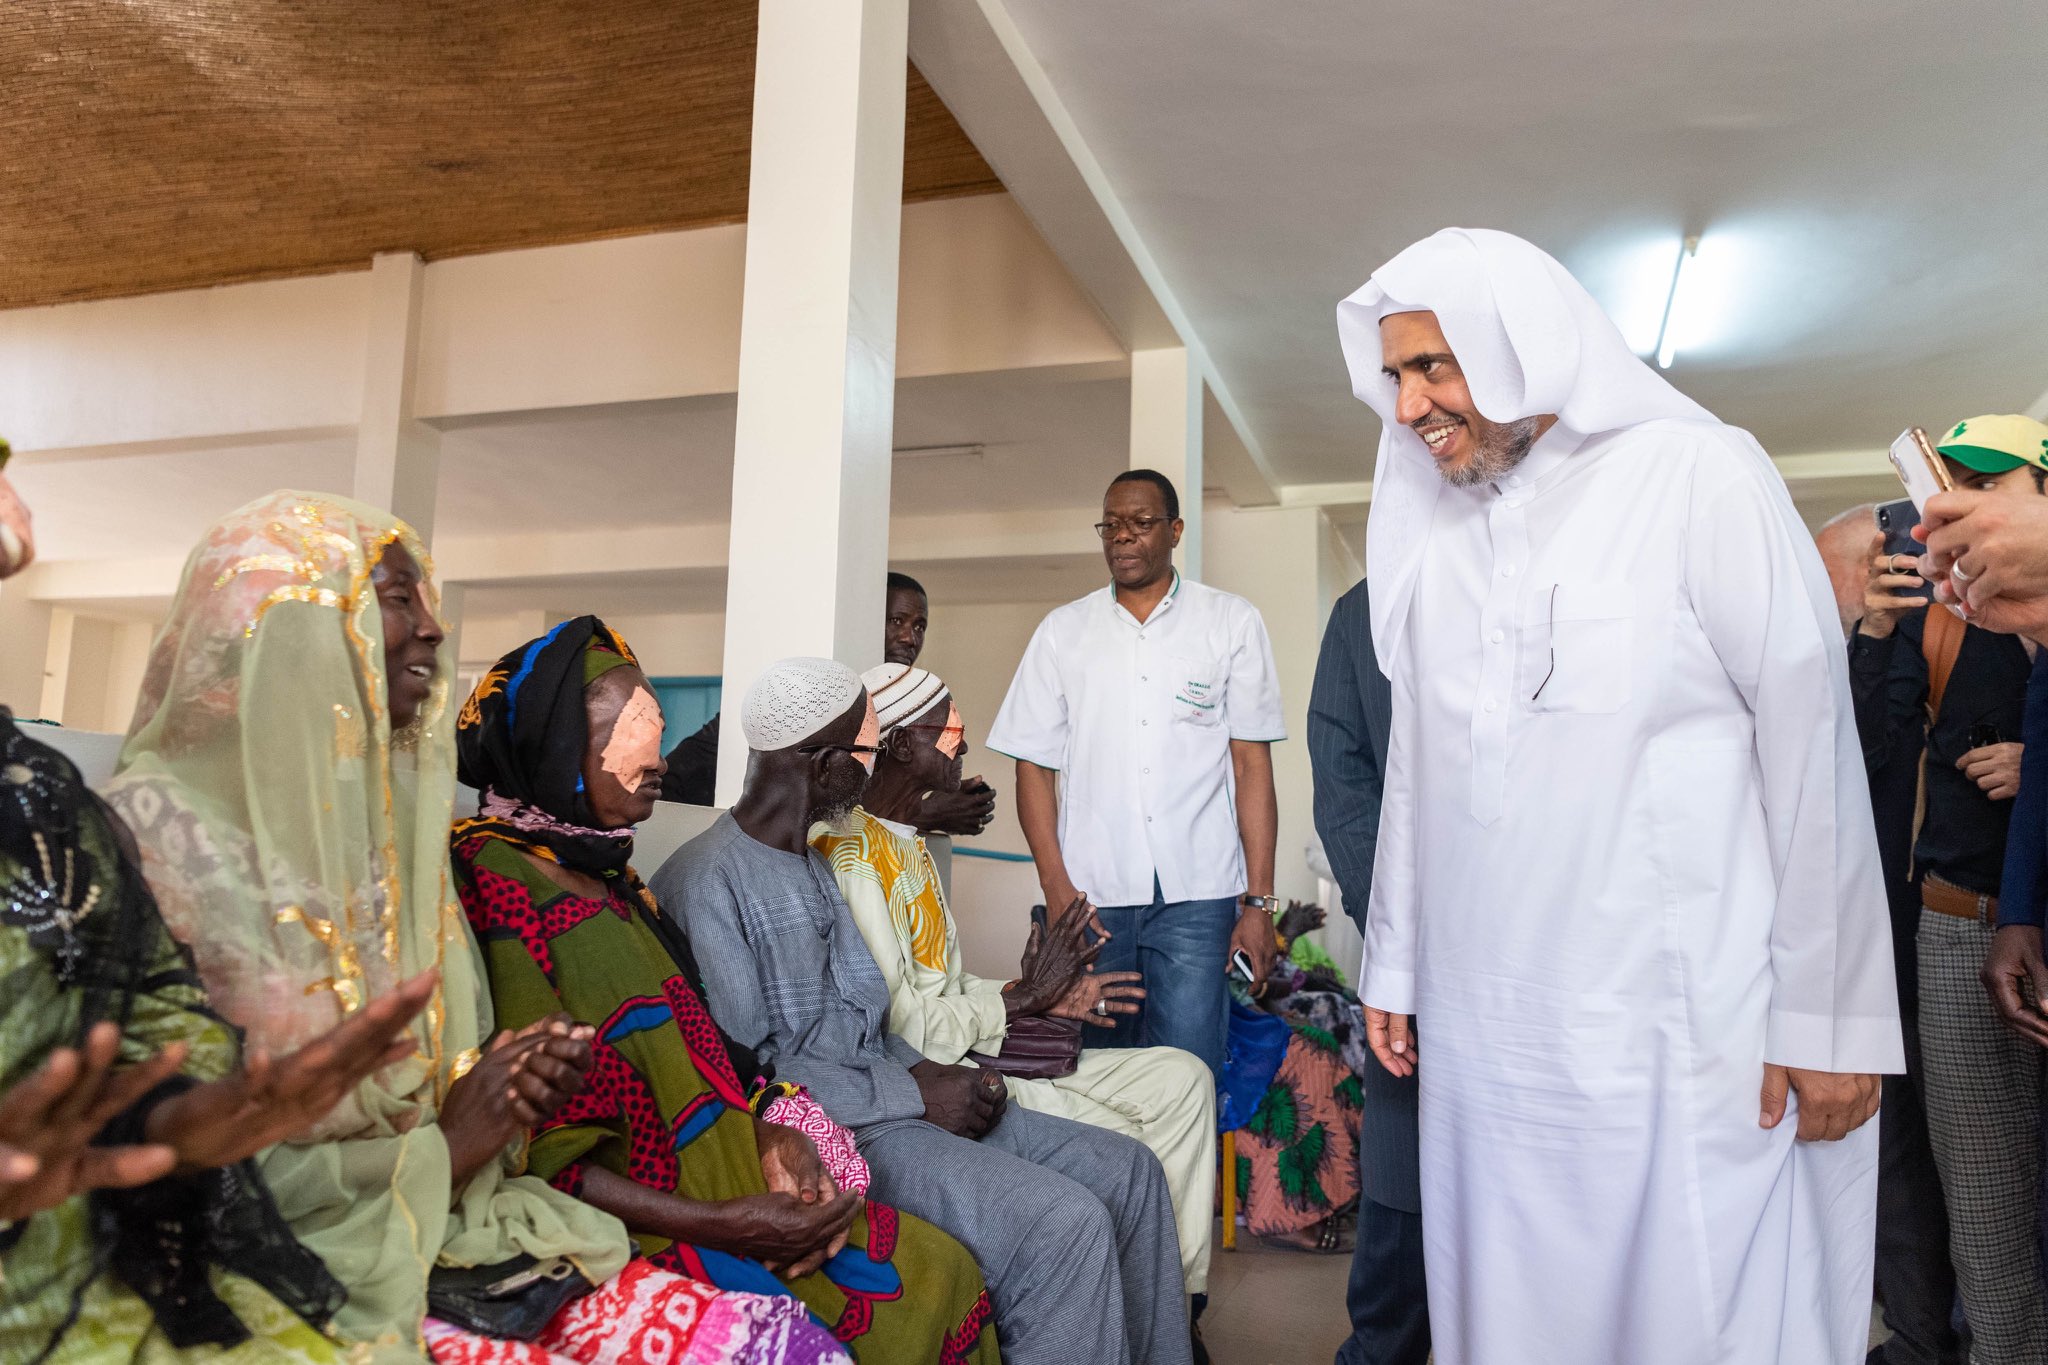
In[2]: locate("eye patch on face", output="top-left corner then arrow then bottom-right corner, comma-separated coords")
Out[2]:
601,687 -> 665,793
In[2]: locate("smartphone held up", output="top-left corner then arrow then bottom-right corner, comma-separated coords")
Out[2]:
1875,499 -> 1932,604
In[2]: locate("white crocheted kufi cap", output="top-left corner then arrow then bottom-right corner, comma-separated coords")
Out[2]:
861,663 -> 951,737
741,656 -> 866,752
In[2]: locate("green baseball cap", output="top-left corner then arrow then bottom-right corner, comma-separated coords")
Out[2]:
1936,414 -> 2048,475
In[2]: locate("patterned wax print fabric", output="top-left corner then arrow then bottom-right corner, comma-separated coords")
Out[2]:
421,1260 -> 849,1365
0,711 -> 344,1364
453,835 -> 998,1365
1234,1011 -> 1364,1248
102,492 -> 632,1365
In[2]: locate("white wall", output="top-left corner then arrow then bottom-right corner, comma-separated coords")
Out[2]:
42,613 -> 157,733
1204,497 -> 1345,909
607,611 -> 726,677
0,585 -> 53,717
918,595 -> 1067,977
0,273 -> 367,454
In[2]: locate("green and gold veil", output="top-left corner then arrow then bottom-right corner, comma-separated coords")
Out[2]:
103,491 -> 627,1363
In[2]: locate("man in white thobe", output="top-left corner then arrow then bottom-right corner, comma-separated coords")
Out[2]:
1334,228 -> 1903,1365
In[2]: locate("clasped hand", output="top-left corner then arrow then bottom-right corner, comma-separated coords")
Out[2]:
916,776 -> 998,838
912,1059 -> 1006,1140
744,1117 -> 859,1278
439,1011 -> 599,1186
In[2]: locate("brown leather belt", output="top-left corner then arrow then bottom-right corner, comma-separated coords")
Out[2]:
1923,873 -> 1998,925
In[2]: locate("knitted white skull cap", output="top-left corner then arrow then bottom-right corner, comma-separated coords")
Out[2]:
741,656 -> 866,752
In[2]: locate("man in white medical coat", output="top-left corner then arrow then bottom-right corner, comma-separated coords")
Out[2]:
1335,228 -> 1903,1365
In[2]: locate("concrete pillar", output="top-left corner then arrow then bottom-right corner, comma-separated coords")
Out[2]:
716,0 -> 910,804
354,252 -> 442,538
1129,346 -> 1203,578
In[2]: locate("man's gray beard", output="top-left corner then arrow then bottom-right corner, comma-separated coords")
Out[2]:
1437,415 -> 1547,489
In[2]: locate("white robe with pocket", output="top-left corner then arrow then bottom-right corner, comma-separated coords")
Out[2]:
1361,416 -> 1903,1365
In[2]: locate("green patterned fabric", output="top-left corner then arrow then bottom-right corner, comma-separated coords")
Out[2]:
0,719 -> 341,1363
454,837 -> 997,1364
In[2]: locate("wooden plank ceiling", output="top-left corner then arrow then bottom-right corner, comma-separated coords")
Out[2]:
0,1 -> 1002,310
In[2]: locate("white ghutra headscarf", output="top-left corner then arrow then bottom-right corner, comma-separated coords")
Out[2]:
1335,227 -> 1720,675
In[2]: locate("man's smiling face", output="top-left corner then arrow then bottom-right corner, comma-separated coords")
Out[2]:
1378,309 -> 1548,488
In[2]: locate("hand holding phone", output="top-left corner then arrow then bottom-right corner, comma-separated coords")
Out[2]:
1875,500 -> 1931,605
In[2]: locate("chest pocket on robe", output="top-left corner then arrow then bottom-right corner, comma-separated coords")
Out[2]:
1519,580 -> 1634,715
1169,652 -> 1225,726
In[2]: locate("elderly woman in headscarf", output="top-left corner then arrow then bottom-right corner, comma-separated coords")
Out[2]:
103,492 -> 848,1365
446,619 -> 997,1365
0,459 -> 442,1363
811,662 -> 1216,1302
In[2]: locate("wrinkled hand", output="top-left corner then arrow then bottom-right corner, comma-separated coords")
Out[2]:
725,1190 -> 862,1279
1011,897 -> 1104,1015
1047,967 -> 1145,1027
1919,491 -> 2048,635
439,1013 -> 595,1186
1981,925 -> 2048,1048
1230,903 -> 1279,994
148,970 -> 437,1170
755,1117 -> 848,1269
916,777 -> 998,838
1760,1065 -> 1879,1142
1959,742 -> 2025,802
911,1059 -> 1005,1139
1858,549 -> 1925,639
756,1117 -> 837,1205
1364,1008 -> 1416,1079
0,1021 -> 183,1221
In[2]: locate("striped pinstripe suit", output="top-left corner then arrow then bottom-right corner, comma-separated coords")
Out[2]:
1310,579 -> 1430,1365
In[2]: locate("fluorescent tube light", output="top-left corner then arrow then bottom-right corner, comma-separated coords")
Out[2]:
1653,235 -> 1700,370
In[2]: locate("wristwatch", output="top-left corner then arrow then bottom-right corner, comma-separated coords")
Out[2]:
1239,894 -> 1279,912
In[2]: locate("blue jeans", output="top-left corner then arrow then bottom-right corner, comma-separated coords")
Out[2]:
1091,877 -> 1237,1078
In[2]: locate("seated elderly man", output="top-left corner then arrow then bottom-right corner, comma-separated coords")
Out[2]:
813,663 -> 1215,1300
652,658 -> 1191,1365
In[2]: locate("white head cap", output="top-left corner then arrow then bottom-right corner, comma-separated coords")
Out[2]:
861,662 -> 951,737
741,657 -> 865,752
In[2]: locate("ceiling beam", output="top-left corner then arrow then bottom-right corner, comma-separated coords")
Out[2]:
908,0 -> 1284,503
18,504 -> 1107,608
1279,480 -> 1373,509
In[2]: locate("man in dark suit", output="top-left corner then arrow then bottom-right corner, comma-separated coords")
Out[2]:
1309,578 -> 1430,1365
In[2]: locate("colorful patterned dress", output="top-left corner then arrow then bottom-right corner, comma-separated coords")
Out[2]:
453,836 -> 998,1365
1234,1018 -> 1365,1246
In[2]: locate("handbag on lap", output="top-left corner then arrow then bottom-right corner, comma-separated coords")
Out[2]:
967,1013 -> 1083,1081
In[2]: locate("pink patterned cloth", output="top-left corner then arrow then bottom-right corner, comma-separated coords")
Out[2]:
422,1259 -> 849,1365
761,1091 -> 870,1195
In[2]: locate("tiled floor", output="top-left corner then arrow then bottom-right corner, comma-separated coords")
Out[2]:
1200,1225 -> 1354,1365
1196,1219 -> 1893,1364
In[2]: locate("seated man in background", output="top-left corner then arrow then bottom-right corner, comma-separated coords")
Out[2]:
813,662 -> 1215,1301
1851,416 -> 2048,1364
659,573 -> 997,836
652,658 -> 1191,1365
